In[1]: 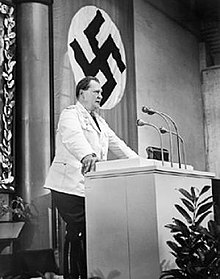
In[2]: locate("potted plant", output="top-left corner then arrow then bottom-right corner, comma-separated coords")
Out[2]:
160,185 -> 220,279
0,195 -> 37,222
0,194 -> 38,255
0,195 -> 40,277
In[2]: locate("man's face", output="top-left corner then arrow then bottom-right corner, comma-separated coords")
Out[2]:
81,80 -> 103,111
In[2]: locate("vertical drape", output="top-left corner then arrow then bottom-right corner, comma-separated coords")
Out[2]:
53,0 -> 138,153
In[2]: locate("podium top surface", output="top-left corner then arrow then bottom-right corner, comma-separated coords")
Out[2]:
86,157 -> 215,179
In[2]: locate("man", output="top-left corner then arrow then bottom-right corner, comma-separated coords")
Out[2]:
44,76 -> 138,279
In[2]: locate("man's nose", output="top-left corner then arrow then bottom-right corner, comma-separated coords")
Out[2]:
98,92 -> 103,99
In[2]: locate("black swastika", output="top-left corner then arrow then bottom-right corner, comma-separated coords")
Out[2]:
70,9 -> 126,106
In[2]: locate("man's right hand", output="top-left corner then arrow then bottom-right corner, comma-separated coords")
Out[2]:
81,153 -> 99,175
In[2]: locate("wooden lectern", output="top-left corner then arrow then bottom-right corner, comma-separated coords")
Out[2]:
85,158 -> 215,279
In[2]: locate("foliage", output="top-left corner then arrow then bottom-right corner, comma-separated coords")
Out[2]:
0,3 -> 16,191
0,196 -> 38,222
160,185 -> 220,279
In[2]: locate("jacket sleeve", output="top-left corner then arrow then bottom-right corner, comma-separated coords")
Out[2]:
103,120 -> 139,159
58,108 -> 95,161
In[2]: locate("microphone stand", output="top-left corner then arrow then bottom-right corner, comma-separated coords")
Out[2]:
142,106 -> 174,167
137,119 -> 165,166
160,111 -> 181,168
160,127 -> 187,169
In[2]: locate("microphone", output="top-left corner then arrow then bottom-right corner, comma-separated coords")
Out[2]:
142,106 -> 174,167
142,107 -> 155,115
136,119 -> 165,165
159,127 -> 187,169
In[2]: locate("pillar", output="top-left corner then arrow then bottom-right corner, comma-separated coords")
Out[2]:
15,0 -> 54,249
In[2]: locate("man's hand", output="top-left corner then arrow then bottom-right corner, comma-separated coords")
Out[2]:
81,153 -> 99,175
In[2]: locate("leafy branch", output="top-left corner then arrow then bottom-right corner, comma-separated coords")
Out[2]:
160,185 -> 220,279
0,196 -> 38,222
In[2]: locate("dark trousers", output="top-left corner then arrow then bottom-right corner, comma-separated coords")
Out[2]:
51,190 -> 87,279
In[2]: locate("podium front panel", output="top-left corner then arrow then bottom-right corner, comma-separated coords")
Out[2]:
85,171 -> 160,279
85,160 -> 215,279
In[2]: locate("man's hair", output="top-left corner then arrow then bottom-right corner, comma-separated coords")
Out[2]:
76,76 -> 100,99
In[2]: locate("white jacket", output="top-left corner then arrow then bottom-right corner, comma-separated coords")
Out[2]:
44,101 -> 138,196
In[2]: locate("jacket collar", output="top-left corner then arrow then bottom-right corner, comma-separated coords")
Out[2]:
75,101 -> 90,115
75,101 -> 101,133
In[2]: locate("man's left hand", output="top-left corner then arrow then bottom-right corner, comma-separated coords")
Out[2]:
81,153 -> 99,175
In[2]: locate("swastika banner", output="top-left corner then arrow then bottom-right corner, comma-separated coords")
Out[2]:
68,6 -> 127,109
53,0 -> 137,149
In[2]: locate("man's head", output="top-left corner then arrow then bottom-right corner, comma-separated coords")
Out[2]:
76,76 -> 103,112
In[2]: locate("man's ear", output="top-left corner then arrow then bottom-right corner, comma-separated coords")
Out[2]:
79,89 -> 85,100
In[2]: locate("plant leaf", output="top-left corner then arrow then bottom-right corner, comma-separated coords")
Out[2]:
160,269 -> 186,279
194,223 -> 213,240
180,198 -> 194,212
203,249 -> 217,266
178,188 -> 194,202
197,195 -> 212,207
165,224 -> 183,233
173,218 -> 188,227
190,186 -> 196,200
175,204 -> 192,224
167,241 -> 180,253
173,233 -> 185,245
190,238 -> 207,253
196,202 -> 213,218
199,185 -> 211,197
195,210 -> 212,226
173,218 -> 190,236
170,251 -> 177,258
